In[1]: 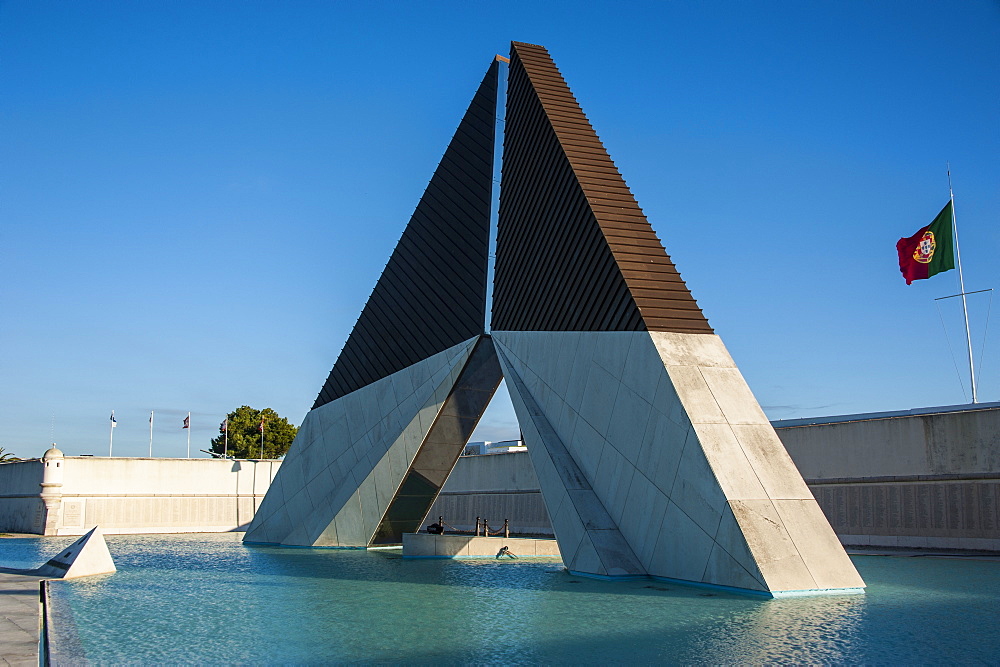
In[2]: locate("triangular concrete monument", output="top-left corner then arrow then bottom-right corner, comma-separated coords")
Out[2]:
491,42 -> 863,595
246,44 -> 864,597
33,526 -> 116,579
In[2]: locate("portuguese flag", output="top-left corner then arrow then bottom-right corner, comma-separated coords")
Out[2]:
896,201 -> 955,285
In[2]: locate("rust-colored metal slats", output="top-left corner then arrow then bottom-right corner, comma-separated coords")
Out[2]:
492,42 -> 712,334
313,61 -> 498,409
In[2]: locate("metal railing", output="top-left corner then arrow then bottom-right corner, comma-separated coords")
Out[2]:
426,515 -> 510,539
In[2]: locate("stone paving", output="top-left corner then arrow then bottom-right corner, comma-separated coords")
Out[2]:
0,572 -> 43,667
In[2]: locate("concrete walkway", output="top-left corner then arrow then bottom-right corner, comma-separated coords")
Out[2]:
0,572 -> 43,667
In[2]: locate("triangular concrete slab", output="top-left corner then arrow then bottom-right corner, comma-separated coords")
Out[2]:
34,526 -> 116,579
494,330 -> 865,594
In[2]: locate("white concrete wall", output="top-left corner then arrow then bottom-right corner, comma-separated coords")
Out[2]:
0,459 -> 44,494
438,452 -> 541,493
776,405 -> 1000,549
777,406 -> 1000,478
60,457 -> 277,496
0,460 -> 45,533
6,403 -> 994,549
0,457 -> 280,535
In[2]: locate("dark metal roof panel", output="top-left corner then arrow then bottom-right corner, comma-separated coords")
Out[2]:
492,42 -> 712,333
313,61 -> 498,408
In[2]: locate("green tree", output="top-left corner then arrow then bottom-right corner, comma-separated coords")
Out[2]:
210,406 -> 298,459
0,447 -> 20,462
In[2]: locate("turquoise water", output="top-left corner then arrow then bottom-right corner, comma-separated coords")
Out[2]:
4,533 -> 1000,664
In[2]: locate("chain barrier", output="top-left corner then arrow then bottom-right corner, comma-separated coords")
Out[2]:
425,515 -> 511,538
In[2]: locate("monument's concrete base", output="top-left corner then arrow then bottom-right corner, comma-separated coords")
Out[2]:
402,532 -> 561,558
493,330 -> 865,595
245,336 -> 503,547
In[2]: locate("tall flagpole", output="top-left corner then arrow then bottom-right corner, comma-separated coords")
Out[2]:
109,410 -> 116,457
149,410 -> 154,457
186,412 -> 192,458
948,164 -> 978,403
223,417 -> 229,458
259,417 -> 265,459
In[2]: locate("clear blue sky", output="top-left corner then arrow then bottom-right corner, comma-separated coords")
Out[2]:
3,1 -> 998,459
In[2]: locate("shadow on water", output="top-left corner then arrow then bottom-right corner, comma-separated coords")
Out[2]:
25,533 -> 1000,663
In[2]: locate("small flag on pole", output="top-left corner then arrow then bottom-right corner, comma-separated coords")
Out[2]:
109,411 -> 116,457
184,412 -> 191,458
221,418 -> 228,432
896,201 -> 956,285
258,418 -> 265,433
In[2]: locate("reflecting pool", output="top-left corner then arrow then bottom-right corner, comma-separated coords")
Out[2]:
4,533 -> 999,663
